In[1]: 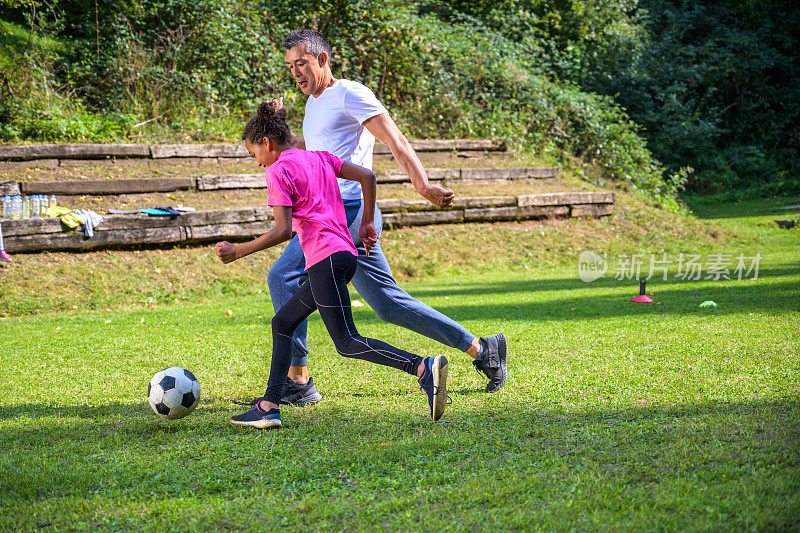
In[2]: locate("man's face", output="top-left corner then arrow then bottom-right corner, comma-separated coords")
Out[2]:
285,44 -> 327,97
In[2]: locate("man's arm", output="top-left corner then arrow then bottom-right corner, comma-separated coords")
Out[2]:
364,113 -> 454,208
338,161 -> 378,255
215,206 -> 293,263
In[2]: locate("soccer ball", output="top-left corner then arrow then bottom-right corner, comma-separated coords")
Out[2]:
147,367 -> 201,419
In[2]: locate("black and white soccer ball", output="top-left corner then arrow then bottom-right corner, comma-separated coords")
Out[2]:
147,367 -> 201,419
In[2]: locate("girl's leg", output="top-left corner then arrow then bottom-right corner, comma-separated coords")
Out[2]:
262,280 -> 318,405
231,278 -> 318,429
307,251 -> 424,376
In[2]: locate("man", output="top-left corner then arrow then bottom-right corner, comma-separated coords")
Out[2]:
266,29 -> 506,406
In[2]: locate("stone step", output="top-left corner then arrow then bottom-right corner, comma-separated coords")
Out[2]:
0,139 -> 506,164
7,167 -> 558,196
1,191 -> 613,253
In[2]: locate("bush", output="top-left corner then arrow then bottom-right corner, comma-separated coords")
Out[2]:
0,0 -> 688,203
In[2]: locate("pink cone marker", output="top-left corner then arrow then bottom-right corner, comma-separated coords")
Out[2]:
631,278 -> 653,303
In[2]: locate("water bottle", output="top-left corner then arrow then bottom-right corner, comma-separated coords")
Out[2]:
12,195 -> 21,220
22,196 -> 30,219
32,195 -> 41,217
49,194 -> 57,217
2,195 -> 9,219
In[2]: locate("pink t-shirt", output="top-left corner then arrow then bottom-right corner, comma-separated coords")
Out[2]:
265,149 -> 357,269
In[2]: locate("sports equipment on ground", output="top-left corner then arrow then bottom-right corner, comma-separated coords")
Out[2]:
147,367 -> 201,419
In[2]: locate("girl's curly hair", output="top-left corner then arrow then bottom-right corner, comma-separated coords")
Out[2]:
242,101 -> 292,145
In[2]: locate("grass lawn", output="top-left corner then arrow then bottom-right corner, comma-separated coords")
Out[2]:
0,197 -> 798,531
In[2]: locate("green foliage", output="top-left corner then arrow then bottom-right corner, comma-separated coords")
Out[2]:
581,0 -> 800,197
1,0 -> 697,202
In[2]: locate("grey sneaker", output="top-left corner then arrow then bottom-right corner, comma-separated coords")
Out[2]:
280,377 -> 322,406
472,333 -> 507,393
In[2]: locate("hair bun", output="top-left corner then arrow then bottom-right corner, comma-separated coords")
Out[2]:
257,101 -> 288,122
257,101 -> 275,118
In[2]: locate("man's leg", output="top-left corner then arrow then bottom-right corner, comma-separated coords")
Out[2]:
346,201 -> 506,392
348,203 -> 474,350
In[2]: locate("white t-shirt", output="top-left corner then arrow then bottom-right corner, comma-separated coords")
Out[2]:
303,79 -> 387,200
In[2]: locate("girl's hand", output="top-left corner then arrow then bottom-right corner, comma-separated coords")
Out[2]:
215,241 -> 238,263
359,223 -> 378,256
270,97 -> 284,110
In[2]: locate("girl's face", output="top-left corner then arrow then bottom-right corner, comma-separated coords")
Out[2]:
246,138 -> 279,168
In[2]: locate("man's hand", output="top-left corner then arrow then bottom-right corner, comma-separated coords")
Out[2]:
215,241 -> 238,264
359,222 -> 378,256
424,185 -> 455,208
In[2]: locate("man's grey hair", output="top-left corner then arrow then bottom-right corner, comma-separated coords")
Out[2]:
283,29 -> 332,59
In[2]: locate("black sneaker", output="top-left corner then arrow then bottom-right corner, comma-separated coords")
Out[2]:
418,355 -> 449,421
280,377 -> 322,406
473,333 -> 507,393
231,404 -> 282,429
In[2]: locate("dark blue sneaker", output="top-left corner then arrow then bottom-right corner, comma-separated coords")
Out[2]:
231,404 -> 282,429
472,333 -> 507,393
418,355 -> 449,421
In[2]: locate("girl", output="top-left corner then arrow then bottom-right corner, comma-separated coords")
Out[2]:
215,102 -> 448,428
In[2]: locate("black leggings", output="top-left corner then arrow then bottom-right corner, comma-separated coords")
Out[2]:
264,251 -> 424,405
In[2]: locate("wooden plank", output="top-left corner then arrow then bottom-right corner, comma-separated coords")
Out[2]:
377,168 -> 459,183
186,221 -> 273,242
150,144 -> 249,159
1,217 -> 64,236
376,199 -> 402,212
217,157 -> 253,165
399,199 -> 432,212
21,177 -> 196,196
1,181 -> 20,196
198,174 -> 265,190
518,191 -> 614,207
459,167 -> 558,181
381,212 -> 401,226
373,139 -> 506,155
0,144 -> 150,161
453,196 -> 517,209
385,196 -> 516,213
464,205 -> 570,221
2,194 -> 614,253
517,205 -> 570,218
0,159 -> 59,170
464,206 -> 519,221
570,203 -> 614,217
5,226 -> 185,253
399,210 -> 465,225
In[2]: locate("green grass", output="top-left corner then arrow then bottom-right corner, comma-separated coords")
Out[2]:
0,198 -> 799,531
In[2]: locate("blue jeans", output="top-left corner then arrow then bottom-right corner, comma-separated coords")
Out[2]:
267,199 -> 476,366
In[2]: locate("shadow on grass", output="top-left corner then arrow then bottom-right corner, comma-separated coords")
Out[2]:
343,266 -> 800,324
2,397 -> 797,443
1,397 -> 798,530
682,195 -> 800,220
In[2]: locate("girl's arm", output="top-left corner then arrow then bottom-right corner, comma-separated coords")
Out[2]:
215,206 -> 293,263
338,161 -> 378,254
